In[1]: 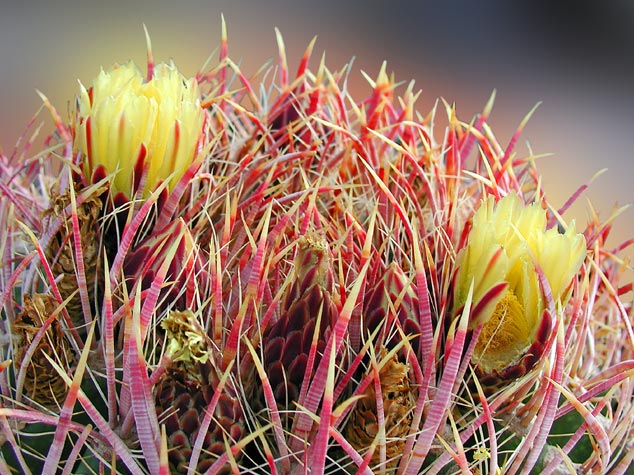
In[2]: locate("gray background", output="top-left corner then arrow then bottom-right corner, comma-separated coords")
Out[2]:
1,0 -> 632,259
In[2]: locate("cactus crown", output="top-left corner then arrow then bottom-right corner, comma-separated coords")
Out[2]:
0,24 -> 632,475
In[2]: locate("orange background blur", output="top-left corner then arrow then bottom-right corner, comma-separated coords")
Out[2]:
1,1 -> 632,258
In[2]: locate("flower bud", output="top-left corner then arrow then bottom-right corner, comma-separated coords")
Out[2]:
75,61 -> 205,199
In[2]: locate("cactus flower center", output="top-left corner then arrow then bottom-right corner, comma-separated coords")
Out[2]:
473,291 -> 528,373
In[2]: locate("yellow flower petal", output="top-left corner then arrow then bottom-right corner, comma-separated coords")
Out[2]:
453,192 -> 587,377
75,61 -> 205,198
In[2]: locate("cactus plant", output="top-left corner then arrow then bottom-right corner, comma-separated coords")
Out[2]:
0,22 -> 632,475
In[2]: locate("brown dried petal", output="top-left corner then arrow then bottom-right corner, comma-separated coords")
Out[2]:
45,184 -> 105,330
12,293 -> 76,408
345,348 -> 416,473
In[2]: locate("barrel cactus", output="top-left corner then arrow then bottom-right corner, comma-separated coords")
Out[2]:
0,22 -> 632,475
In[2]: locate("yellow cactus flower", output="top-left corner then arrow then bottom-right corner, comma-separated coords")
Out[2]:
74,61 -> 205,198
453,193 -> 586,380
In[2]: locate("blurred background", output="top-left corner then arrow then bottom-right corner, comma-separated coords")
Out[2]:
1,0 -> 632,260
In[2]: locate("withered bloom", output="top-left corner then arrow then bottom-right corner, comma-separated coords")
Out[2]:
12,294 -> 75,408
